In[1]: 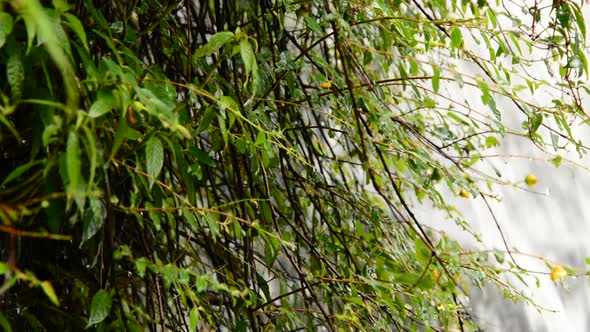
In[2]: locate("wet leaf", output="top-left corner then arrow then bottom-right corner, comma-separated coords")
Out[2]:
146,136 -> 164,188
88,90 -> 115,118
87,290 -> 112,327
193,31 -> 234,59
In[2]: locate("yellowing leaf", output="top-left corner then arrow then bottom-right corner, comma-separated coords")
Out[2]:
321,82 -> 332,89
40,281 -> 60,306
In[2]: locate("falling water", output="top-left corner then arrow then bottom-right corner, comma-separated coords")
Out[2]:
414,4 -> 590,328
429,128 -> 590,332
407,2 -> 590,329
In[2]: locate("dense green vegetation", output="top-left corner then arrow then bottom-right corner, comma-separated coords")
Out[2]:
0,0 -> 588,331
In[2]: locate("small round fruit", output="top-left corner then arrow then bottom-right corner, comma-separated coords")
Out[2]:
525,174 -> 538,187
432,269 -> 441,281
459,189 -> 470,198
431,168 -> 442,182
550,265 -> 567,281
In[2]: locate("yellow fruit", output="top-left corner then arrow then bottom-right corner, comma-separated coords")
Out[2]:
459,189 -> 470,198
432,269 -> 441,281
550,265 -> 567,281
525,174 -> 538,187
321,82 -> 332,89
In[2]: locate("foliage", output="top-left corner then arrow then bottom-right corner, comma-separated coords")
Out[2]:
0,0 -> 588,331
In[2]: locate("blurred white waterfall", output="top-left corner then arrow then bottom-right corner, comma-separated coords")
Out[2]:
419,6 -> 590,332
418,130 -> 590,332
413,2 -> 590,329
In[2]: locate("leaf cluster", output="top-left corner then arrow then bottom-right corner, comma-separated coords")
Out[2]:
0,0 -> 588,331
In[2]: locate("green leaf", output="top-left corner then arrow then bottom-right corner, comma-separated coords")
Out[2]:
547,132 -> 557,151
39,9 -> 72,56
81,198 -> 106,244
0,262 -> 9,275
64,13 -> 89,50
66,130 -> 84,209
134,87 -> 176,123
146,202 -> 162,231
126,319 -> 143,332
240,39 -> 256,76
571,3 -> 586,42
193,31 -> 235,59
414,237 -> 431,265
0,311 -> 13,332
557,5 -> 571,29
84,1 -> 109,30
52,0 -> 72,13
485,136 -> 498,148
433,127 -> 454,140
196,107 -> 215,134
87,290 -> 112,327
432,65 -> 440,93
576,49 -> 588,77
82,125 -> 98,190
196,275 -> 207,292
189,307 -> 199,331
144,72 -> 177,106
205,212 -> 219,241
550,155 -> 562,169
0,12 -> 14,49
304,16 -> 322,34
254,132 -> 267,146
135,257 -> 149,278
494,250 -> 505,264
20,8 -> 37,54
450,27 -> 463,49
530,113 -> 543,133
219,95 -> 239,113
1,160 -> 44,187
146,136 -> 164,188
20,2 -> 78,111
235,320 -> 248,332
239,39 -> 259,99
189,147 -> 215,166
6,43 -> 24,101
264,236 -> 280,268
394,272 -> 420,286
447,111 -> 469,125
109,109 -> 129,162
88,89 -> 115,118
40,281 -> 60,306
